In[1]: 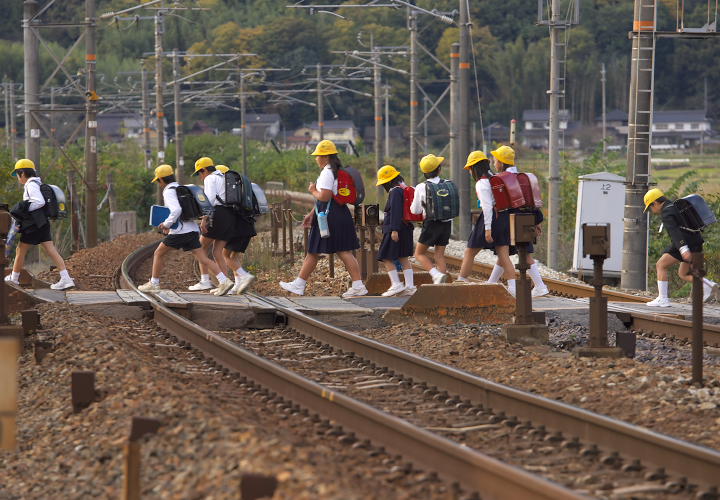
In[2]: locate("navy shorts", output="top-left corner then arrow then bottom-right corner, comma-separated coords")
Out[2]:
226,236 -> 252,253
205,206 -> 237,241
164,232 -> 201,252
418,220 -> 451,247
19,223 -> 52,245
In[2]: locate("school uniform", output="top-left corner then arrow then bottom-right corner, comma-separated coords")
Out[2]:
505,166 -> 543,256
203,170 -> 238,242
660,199 -> 703,260
14,177 -> 52,245
162,182 -> 201,251
307,166 -> 360,254
377,186 -> 414,261
467,177 -> 510,250
410,177 -> 452,247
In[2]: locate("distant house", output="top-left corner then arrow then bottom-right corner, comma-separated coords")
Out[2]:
98,112 -> 167,144
290,120 -> 360,154
188,120 -> 216,136
595,109 -> 712,149
484,122 -> 511,145
232,113 -> 281,141
521,109 -> 578,149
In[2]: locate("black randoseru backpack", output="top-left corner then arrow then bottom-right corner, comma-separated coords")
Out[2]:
39,183 -> 67,220
221,170 -> 255,213
172,185 -> 202,221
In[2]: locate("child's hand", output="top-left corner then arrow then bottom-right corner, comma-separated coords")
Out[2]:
485,229 -> 493,243
391,231 -> 399,242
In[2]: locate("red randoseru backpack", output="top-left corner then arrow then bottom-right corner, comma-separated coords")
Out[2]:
489,171 -> 526,211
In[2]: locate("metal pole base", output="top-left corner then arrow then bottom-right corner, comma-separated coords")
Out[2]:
502,324 -> 549,345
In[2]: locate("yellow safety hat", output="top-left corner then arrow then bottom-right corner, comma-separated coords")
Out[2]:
11,158 -> 35,176
643,188 -> 665,212
192,156 -> 214,176
376,165 -> 401,186
311,139 -> 338,156
490,145 -> 515,166
216,165 -> 229,174
151,164 -> 174,183
419,154 -> 445,174
464,151 -> 488,170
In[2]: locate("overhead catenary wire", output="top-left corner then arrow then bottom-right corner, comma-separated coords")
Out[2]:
465,0 -> 486,150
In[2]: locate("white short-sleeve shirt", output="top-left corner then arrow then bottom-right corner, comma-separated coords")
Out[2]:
316,166 -> 338,195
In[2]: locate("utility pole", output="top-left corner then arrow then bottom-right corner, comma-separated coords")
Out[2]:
458,0 -> 471,239
154,10 -> 165,164
141,67 -> 152,169
373,45 -> 384,199
84,0 -> 98,247
547,0 -> 563,270
8,83 -> 16,162
408,9 -> 418,184
172,50 -> 184,183
49,87 -> 55,140
621,0 -> 655,291
240,74 -> 248,177
316,63 -> 324,140
423,96 -> 428,152
384,83 -> 390,158
23,0 -> 40,167
449,42 -> 460,237
601,62 -> 607,153
3,82 -> 9,151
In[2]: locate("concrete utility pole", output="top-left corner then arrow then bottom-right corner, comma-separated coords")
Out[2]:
600,63 -> 607,154
316,63 -> 324,140
172,50 -> 184,183
49,87 -> 55,140
547,0 -> 563,270
458,0 -> 471,239
373,46 -> 384,199
141,67 -> 152,169
23,0 -> 40,167
449,43 -> 460,235
8,83 -> 16,162
240,74 -> 248,177
154,10 -> 165,164
621,0 -> 656,290
384,83 -> 390,158
423,97 -> 428,152
84,0 -> 98,247
408,9 -> 418,184
4,82 -> 9,151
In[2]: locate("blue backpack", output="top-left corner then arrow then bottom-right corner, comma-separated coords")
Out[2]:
425,179 -> 459,221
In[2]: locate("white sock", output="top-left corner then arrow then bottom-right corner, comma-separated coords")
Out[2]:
508,279 -> 516,295
429,267 -> 441,278
235,267 -> 250,278
658,280 -> 669,299
528,264 -> 545,288
292,277 -> 307,287
456,276 -> 470,282
60,269 -> 70,280
201,274 -> 210,282
403,269 -> 414,288
216,272 -> 228,284
352,280 -> 364,289
487,264 -> 503,284
11,272 -> 20,281
388,270 -> 400,286
703,278 -> 716,288
151,277 -> 160,285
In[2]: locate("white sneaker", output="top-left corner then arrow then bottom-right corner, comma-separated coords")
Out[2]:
188,280 -> 213,291
398,285 -> 417,296
213,280 -> 234,297
647,296 -> 671,307
232,274 -> 255,295
381,283 -> 406,297
531,285 -> 550,298
4,275 -> 19,285
342,285 -> 368,298
280,281 -> 305,296
50,277 -> 75,290
455,277 -> 471,284
507,287 -> 516,298
703,283 -> 718,303
138,281 -> 161,293
432,273 -> 448,285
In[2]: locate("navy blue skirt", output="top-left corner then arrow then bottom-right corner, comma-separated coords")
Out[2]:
467,210 -> 510,249
377,223 -> 414,261
307,199 -> 360,254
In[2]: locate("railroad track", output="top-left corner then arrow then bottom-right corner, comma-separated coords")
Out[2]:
110,241 -> 720,498
429,250 -> 720,347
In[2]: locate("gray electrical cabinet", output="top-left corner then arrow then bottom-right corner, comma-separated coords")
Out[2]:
572,172 -> 625,279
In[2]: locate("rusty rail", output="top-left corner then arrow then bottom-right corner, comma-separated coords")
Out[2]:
119,242 -> 582,499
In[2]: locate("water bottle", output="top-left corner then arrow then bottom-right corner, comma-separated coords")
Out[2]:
316,203 -> 331,239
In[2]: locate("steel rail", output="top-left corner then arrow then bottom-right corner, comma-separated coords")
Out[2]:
252,294 -> 720,491
118,242 -> 582,500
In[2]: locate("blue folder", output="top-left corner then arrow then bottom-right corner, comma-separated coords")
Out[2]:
149,205 -> 178,229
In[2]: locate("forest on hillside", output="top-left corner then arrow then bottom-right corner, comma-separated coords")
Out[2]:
0,0 -> 718,136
